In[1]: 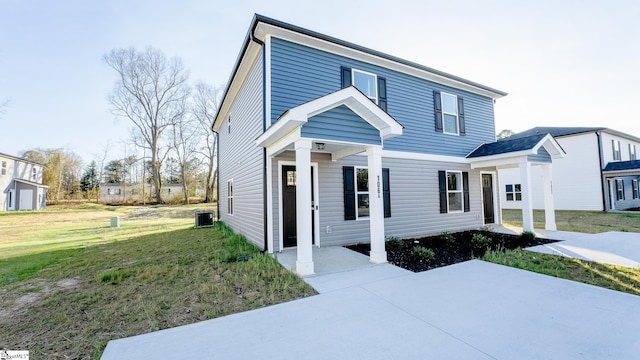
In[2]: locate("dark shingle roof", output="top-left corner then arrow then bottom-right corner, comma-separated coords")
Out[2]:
502,127 -> 605,140
603,160 -> 640,172
467,133 -> 547,158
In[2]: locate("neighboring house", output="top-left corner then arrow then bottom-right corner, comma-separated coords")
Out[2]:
499,127 -> 640,211
100,183 -> 184,203
212,15 -> 564,275
0,152 -> 48,211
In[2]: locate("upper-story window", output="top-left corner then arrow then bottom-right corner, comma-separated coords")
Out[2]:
630,144 -> 637,160
352,69 -> 378,104
1,161 -> 6,176
31,168 -> 37,181
340,66 -> 387,111
612,140 -> 621,161
433,91 -> 465,135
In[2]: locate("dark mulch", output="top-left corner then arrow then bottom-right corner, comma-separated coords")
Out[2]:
346,230 -> 557,272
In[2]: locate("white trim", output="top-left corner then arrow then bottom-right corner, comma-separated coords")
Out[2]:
266,156 -> 273,253
440,91 -> 460,136
265,35 -> 272,128
277,160 -> 320,251
480,171 -> 499,225
608,179 -> 616,210
227,179 -> 234,216
380,150 -> 468,164
253,22 -> 506,100
354,166 -> 371,221
351,68 -> 378,104
7,188 -> 15,210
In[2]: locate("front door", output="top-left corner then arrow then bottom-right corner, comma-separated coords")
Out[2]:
19,189 -> 34,210
282,165 -> 315,248
482,174 -> 495,224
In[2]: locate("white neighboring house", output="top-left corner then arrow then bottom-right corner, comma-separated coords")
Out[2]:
99,183 -> 184,203
499,127 -> 640,211
0,152 -> 48,211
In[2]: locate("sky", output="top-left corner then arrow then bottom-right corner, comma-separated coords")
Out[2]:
1,0 -> 639,165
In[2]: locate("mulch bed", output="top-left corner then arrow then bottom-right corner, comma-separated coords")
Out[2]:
346,230 -> 557,272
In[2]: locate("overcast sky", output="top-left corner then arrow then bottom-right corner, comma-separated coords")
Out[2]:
1,0 -> 638,164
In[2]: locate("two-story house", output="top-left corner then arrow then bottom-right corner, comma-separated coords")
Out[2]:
499,127 -> 640,211
0,152 -> 48,211
213,15 -> 564,275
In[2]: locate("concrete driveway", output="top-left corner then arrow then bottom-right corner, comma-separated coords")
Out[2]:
102,259 -> 640,359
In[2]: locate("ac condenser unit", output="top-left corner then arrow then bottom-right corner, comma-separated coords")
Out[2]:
195,210 -> 215,228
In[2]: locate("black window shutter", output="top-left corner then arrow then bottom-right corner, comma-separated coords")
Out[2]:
434,91 -> 443,132
463,172 -> 470,212
343,166 -> 356,220
341,66 -> 352,88
378,77 -> 387,112
382,168 -> 391,218
458,97 -> 466,135
438,170 -> 447,213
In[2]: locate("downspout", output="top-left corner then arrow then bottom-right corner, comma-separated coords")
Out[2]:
250,31 -> 269,253
596,131 -> 607,211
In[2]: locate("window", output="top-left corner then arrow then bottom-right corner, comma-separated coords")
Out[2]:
115,188 -> 121,195
433,91 -> 465,135
1,161 -> 6,176
31,168 -> 36,180
633,179 -> 639,199
340,66 -> 387,111
343,166 -> 390,220
439,171 -> 469,213
228,116 -> 231,134
630,144 -> 637,160
615,179 -> 625,201
613,140 -> 621,161
227,180 -> 234,215
505,184 -> 522,201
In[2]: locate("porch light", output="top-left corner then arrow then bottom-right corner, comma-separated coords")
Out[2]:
316,142 -> 326,150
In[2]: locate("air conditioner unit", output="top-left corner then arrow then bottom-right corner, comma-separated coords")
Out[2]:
195,210 -> 215,228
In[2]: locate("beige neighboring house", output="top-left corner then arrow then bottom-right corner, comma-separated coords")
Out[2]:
0,152 -> 48,211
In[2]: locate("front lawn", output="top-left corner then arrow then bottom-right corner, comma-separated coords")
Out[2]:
502,209 -> 640,234
0,219 -> 315,359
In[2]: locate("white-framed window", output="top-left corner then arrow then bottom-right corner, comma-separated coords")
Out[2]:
227,179 -> 234,215
441,92 -> 460,135
633,179 -> 639,199
615,179 -> 625,200
447,171 -> 463,212
505,184 -> 522,201
1,161 -> 6,176
355,167 -> 369,219
613,140 -> 621,161
115,188 -> 121,195
630,144 -> 637,160
31,168 -> 36,180
352,69 -> 378,104
7,189 -> 14,210
228,116 -> 231,134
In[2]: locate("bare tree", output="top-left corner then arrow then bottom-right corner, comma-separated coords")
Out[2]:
22,148 -> 83,202
104,47 -> 190,204
169,110 -> 199,204
191,82 -> 220,203
496,129 -> 516,140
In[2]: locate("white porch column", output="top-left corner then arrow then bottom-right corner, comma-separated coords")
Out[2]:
265,154 -> 274,253
519,162 -> 535,233
295,139 -> 314,276
542,164 -> 557,231
367,146 -> 387,264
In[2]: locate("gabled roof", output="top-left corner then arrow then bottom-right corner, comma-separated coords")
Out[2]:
603,160 -> 640,172
503,126 -> 640,143
14,178 -> 49,188
214,14 -> 507,131
468,133 -> 548,158
0,152 -> 45,166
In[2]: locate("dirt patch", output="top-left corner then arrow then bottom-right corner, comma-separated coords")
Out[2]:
347,230 -> 557,272
0,277 -> 82,323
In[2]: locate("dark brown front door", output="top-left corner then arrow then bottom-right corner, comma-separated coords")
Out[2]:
282,165 -> 315,248
482,173 -> 495,224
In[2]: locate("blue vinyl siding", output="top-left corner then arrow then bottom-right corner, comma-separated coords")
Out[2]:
302,105 -> 381,145
528,148 -> 552,163
270,38 -> 496,157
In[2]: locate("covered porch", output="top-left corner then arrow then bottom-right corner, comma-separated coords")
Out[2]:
256,86 -> 403,276
467,133 -> 565,232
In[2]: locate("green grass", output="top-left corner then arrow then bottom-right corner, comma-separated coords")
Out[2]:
0,205 -> 315,359
484,249 -> 640,296
502,209 -> 640,234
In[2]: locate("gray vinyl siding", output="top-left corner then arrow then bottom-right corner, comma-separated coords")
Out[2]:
218,55 -> 265,249
612,176 -> 640,210
527,147 -> 552,163
270,37 -> 495,157
271,152 -> 484,249
301,105 -> 381,145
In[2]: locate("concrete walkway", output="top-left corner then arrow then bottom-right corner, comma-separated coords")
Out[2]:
102,252 -> 640,359
492,225 -> 640,268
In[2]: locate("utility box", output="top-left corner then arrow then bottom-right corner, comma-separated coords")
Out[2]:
110,216 -> 120,228
195,210 -> 215,228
